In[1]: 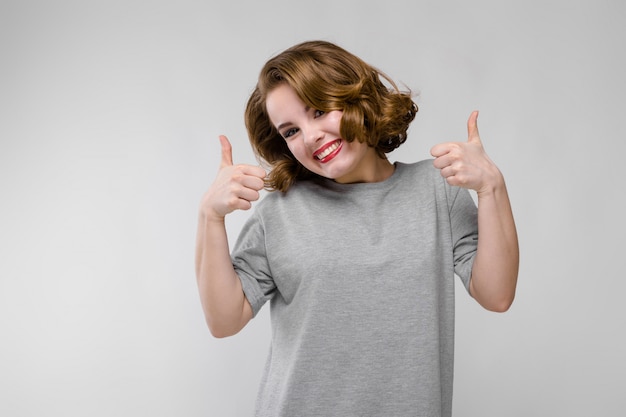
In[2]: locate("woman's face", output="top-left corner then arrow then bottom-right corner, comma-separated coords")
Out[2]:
265,84 -> 391,184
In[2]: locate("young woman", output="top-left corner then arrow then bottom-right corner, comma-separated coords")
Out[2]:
196,40 -> 518,417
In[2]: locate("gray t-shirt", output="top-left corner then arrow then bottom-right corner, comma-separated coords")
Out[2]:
232,161 -> 478,417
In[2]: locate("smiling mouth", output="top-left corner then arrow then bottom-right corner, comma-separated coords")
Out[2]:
313,140 -> 342,162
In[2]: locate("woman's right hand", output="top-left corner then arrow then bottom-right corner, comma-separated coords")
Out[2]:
200,135 -> 267,221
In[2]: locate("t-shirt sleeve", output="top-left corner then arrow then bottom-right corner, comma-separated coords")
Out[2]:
447,185 -> 479,292
231,211 -> 276,317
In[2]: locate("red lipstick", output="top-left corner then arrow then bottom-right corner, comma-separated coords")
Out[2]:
313,139 -> 342,163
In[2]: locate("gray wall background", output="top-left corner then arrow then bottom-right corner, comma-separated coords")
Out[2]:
1,0 -> 625,415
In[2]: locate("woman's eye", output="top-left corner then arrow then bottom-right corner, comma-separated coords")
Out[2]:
314,110 -> 325,118
283,127 -> 299,139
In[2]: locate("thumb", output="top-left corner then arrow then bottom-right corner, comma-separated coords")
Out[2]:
219,135 -> 234,167
467,110 -> 481,144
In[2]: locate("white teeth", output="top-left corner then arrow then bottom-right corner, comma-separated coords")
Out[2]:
316,142 -> 340,160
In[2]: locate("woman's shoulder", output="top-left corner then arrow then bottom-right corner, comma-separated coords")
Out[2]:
253,180 -> 320,212
395,159 -> 463,199
256,160 -> 444,209
395,159 -> 441,181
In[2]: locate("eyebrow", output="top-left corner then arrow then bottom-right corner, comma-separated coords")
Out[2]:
275,105 -> 310,131
276,121 -> 291,131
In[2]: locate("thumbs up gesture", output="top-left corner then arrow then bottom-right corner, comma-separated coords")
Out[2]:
430,111 -> 502,196
200,135 -> 267,221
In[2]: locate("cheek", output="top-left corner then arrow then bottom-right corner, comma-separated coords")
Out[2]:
286,141 -> 307,162
330,111 -> 343,130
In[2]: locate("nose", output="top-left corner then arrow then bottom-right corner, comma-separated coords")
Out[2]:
303,122 -> 324,147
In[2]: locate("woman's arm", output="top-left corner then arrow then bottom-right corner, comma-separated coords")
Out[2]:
468,173 -> 518,312
431,111 -> 519,312
195,136 -> 266,337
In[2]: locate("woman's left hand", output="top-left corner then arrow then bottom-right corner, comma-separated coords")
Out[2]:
430,111 -> 503,196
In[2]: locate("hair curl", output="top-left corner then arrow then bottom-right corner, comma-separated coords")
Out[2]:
245,40 -> 418,192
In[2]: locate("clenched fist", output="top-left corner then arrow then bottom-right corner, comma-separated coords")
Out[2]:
430,111 -> 503,196
200,135 -> 267,221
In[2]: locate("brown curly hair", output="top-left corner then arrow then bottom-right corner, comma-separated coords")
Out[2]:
245,40 -> 418,192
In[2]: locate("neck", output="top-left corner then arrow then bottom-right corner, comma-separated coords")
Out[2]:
335,155 -> 395,184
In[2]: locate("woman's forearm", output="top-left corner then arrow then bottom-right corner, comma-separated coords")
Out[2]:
195,213 -> 252,337
469,177 -> 519,312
